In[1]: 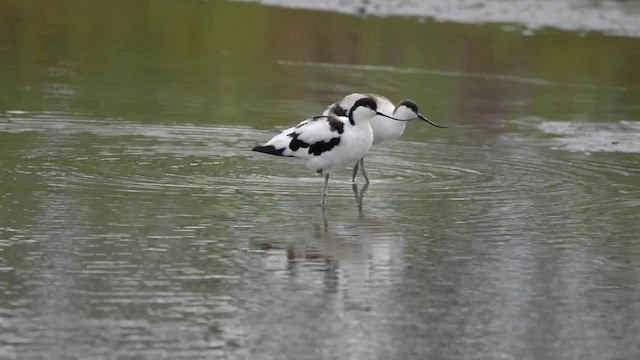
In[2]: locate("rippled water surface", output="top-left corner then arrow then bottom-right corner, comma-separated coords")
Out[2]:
1,1 -> 640,359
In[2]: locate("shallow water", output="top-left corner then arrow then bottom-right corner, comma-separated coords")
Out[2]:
1,1 -> 640,359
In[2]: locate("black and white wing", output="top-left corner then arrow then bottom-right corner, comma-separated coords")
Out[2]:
252,115 -> 347,159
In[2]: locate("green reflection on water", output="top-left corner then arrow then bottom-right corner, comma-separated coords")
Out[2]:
0,1 -> 639,358
0,0 -> 638,126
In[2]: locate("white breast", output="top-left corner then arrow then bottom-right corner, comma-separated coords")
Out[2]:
306,119 -> 373,174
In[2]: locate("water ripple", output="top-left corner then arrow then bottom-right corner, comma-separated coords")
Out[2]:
2,113 -> 640,359
3,113 -> 637,211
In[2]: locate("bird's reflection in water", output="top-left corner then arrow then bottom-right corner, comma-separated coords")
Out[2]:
269,193 -> 405,306
352,183 -> 369,215
321,201 -> 328,232
319,182 -> 369,229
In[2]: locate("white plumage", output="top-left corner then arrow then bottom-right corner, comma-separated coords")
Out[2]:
253,97 -> 401,203
323,93 -> 446,183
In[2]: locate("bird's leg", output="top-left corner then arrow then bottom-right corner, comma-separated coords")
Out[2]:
360,158 -> 370,184
321,201 -> 328,231
351,160 -> 360,183
321,174 -> 330,203
353,182 -> 369,215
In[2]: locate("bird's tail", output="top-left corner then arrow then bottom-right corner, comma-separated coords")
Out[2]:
252,129 -> 295,157
252,144 -> 286,156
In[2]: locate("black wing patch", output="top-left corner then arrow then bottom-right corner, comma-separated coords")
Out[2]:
299,116 -> 343,133
327,117 -> 344,134
288,132 -> 341,156
331,104 -> 348,117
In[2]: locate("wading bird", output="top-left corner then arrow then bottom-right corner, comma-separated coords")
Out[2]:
252,97 -> 403,203
323,93 -> 447,183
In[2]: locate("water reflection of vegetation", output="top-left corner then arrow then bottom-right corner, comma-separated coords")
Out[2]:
0,0 -> 638,126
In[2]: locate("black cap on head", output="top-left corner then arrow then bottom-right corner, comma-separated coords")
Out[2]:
347,97 -> 378,125
351,97 -> 378,112
397,99 -> 419,113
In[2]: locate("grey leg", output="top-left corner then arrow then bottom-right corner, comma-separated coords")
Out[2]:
360,157 -> 370,184
321,174 -> 330,203
351,160 -> 360,182
354,183 -> 369,215
321,201 -> 328,231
